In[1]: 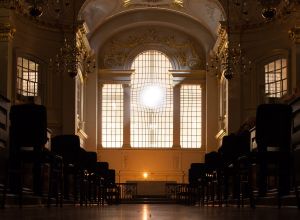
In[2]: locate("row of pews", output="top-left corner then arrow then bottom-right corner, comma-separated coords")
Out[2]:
0,103 -> 119,207
175,100 -> 300,208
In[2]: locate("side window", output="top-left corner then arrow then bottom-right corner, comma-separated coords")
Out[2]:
16,57 -> 41,102
264,58 -> 287,98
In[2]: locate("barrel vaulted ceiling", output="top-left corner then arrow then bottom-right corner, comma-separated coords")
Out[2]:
78,0 -> 225,53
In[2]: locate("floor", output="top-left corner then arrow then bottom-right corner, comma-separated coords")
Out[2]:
1,204 -> 300,220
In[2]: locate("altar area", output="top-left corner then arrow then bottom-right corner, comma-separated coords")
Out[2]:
126,181 -> 176,196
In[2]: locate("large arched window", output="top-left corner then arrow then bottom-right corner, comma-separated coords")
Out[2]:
100,50 -> 204,149
131,50 -> 173,148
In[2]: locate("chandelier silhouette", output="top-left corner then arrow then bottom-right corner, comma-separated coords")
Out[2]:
207,0 -> 251,80
50,0 -> 95,78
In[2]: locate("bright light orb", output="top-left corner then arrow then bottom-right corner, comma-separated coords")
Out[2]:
143,172 -> 148,179
140,85 -> 165,109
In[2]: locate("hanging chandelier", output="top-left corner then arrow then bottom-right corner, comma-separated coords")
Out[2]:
55,36 -> 79,78
51,0 -> 95,78
207,0 -> 251,80
54,0 -> 77,78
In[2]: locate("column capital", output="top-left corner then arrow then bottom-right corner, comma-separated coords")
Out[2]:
172,144 -> 181,149
289,26 -> 300,44
122,144 -> 131,148
122,83 -> 131,88
0,23 -> 15,42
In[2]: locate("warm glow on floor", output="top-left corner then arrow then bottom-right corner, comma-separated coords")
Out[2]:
143,204 -> 149,220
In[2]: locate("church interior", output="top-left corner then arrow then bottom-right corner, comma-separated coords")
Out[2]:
1,0 -> 300,219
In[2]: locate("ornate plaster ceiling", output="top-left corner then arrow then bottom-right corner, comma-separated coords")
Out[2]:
79,0 -> 225,52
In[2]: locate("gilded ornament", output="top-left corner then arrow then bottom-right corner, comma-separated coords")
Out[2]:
102,28 -> 204,70
289,26 -> 300,44
0,23 -> 16,41
123,0 -> 184,8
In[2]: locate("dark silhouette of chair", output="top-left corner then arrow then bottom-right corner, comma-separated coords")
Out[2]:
95,162 -> 109,205
95,162 -> 119,205
3,103 -> 63,207
105,169 -> 120,204
288,97 -> 300,209
218,134 -> 239,205
204,151 -> 222,206
233,130 -> 253,207
188,163 -> 206,205
81,151 -> 98,205
253,103 -> 292,207
51,134 -> 86,204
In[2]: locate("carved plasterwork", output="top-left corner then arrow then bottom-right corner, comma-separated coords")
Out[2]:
123,0 -> 184,8
100,27 -> 205,70
0,23 -> 16,41
289,26 -> 300,44
216,25 -> 227,55
77,23 -> 95,78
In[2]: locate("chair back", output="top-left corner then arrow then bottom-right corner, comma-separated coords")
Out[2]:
236,130 -> 251,156
51,135 -> 81,164
189,163 -> 205,186
10,104 -> 47,152
205,151 -> 221,170
83,151 -> 97,172
219,134 -> 238,166
256,104 -> 292,152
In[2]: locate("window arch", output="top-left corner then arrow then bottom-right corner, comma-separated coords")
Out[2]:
131,50 -> 173,148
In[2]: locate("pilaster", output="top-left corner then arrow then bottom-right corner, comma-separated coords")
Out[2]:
0,22 -> 15,99
172,84 -> 181,148
123,83 -> 131,148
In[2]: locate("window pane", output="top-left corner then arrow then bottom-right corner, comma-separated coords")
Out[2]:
264,58 -> 287,98
131,50 -> 173,148
16,57 -> 39,97
268,62 -> 274,72
180,85 -> 202,149
102,84 -> 123,148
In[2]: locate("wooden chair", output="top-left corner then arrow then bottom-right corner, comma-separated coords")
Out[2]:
188,163 -> 206,205
253,103 -> 292,208
51,134 -> 86,204
204,151 -> 222,206
3,104 -> 63,207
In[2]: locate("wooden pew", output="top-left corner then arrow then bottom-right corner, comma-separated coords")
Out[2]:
289,97 -> 300,208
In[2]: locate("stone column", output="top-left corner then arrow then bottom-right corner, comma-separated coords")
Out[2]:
173,84 -> 181,148
97,83 -> 103,149
85,68 -> 98,152
123,84 -> 131,148
227,74 -> 242,133
0,22 -> 15,99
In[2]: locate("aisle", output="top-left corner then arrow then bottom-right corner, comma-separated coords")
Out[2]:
0,204 -> 300,220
